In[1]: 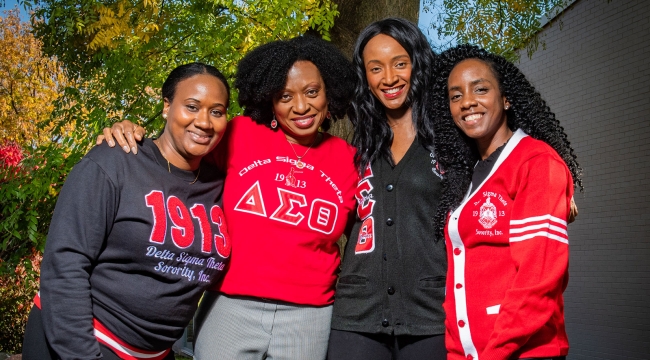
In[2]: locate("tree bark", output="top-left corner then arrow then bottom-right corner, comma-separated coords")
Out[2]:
330,0 -> 420,58
326,0 -> 420,143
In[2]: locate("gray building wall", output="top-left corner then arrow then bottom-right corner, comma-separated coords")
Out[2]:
515,0 -> 650,359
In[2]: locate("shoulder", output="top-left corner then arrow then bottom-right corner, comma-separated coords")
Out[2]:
84,138 -> 156,177
230,115 -> 264,132
322,133 -> 356,158
511,135 -> 572,185
228,115 -> 275,142
516,135 -> 566,166
84,142 -> 128,170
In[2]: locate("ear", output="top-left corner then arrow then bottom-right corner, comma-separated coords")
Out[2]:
503,97 -> 511,111
163,98 -> 171,119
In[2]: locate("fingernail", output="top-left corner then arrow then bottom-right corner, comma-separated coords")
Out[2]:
132,147 -> 137,154
108,140 -> 114,147
123,145 -> 130,152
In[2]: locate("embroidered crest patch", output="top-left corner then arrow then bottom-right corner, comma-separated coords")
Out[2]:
478,196 -> 498,229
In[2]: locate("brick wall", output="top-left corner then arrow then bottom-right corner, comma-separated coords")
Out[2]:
516,0 -> 650,358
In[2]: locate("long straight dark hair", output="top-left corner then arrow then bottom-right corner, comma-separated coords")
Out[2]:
350,18 -> 437,172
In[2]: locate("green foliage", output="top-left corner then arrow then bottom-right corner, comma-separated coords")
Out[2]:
0,139 -> 85,353
0,141 -> 86,273
423,0 -> 570,61
29,0 -> 340,134
0,252 -> 41,353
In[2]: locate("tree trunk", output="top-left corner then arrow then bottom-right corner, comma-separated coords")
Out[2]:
330,0 -> 420,58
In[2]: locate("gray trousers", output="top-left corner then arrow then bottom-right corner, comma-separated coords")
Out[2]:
193,292 -> 332,360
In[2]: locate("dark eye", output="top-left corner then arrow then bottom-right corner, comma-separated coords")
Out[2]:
280,93 -> 291,101
306,89 -> 319,96
450,94 -> 461,102
187,104 -> 198,111
211,109 -> 224,117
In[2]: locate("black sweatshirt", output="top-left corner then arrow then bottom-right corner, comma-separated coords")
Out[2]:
331,137 -> 447,336
39,139 -> 229,359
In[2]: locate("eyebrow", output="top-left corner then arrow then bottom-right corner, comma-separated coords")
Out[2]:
448,78 -> 491,92
185,97 -> 227,107
365,54 -> 410,66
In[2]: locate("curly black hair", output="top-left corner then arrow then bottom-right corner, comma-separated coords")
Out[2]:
234,35 -> 355,132
350,18 -> 437,172
431,44 -> 583,240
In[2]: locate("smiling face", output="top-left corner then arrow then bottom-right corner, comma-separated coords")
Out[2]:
362,34 -> 412,114
447,58 -> 512,159
161,73 -> 229,168
273,60 -> 328,145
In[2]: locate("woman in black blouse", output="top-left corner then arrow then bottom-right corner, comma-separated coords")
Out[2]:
328,18 -> 447,360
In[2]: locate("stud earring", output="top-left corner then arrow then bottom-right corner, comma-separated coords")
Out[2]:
163,113 -> 167,119
326,111 -> 331,119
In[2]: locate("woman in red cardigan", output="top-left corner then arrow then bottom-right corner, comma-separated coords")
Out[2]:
430,45 -> 583,360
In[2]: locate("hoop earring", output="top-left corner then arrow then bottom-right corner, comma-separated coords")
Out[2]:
270,113 -> 278,129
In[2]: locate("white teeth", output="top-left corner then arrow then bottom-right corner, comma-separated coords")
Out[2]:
464,113 -> 482,122
295,117 -> 313,125
383,87 -> 402,94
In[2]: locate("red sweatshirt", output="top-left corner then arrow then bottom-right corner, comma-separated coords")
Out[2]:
210,116 -> 357,305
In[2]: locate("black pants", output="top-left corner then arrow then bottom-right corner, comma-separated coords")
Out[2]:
327,329 -> 446,360
22,306 -> 175,360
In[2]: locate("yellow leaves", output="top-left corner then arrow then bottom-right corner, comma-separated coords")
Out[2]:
0,10 -> 71,148
86,0 -> 162,50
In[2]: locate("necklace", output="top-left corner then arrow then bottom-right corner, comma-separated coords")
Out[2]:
155,139 -> 201,184
287,134 -> 319,169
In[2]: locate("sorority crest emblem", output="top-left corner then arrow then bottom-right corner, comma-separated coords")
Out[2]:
285,167 -> 302,188
478,196 -> 498,229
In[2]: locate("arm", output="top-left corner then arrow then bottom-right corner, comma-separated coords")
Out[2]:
95,120 -> 146,154
481,155 -> 573,360
40,156 -> 117,359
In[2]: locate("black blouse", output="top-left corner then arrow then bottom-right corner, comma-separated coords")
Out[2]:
331,137 -> 446,336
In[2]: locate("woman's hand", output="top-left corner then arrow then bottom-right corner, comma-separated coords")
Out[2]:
568,196 -> 578,223
95,120 -> 146,155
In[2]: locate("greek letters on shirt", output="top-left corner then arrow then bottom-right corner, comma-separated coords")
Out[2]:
470,191 -> 509,237
354,164 -> 375,254
144,190 -> 230,283
233,157 -> 341,235
430,151 -> 444,179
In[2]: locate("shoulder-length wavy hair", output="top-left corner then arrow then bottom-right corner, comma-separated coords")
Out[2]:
431,44 -> 583,240
350,17 -> 437,172
234,35 -> 355,132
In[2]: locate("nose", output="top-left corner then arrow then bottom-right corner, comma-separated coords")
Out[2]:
292,94 -> 309,114
193,109 -> 212,130
383,67 -> 399,86
460,92 -> 477,110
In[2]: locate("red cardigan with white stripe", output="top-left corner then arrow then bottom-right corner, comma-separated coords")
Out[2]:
444,129 -> 573,360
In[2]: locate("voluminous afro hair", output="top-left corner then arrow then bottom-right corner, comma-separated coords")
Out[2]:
234,35 -> 355,132
430,44 -> 583,241
350,18 -> 437,172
